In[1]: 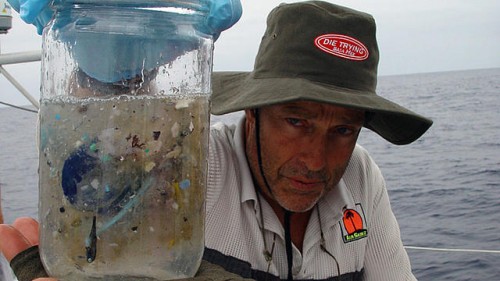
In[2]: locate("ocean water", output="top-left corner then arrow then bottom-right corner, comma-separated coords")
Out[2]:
1,68 -> 499,280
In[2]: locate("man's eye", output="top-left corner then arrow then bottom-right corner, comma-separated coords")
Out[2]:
286,118 -> 304,126
336,127 -> 355,135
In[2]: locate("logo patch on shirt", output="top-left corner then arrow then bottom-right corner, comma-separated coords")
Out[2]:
340,204 -> 368,243
314,34 -> 369,61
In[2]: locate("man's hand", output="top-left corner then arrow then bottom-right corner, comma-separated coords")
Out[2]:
0,217 -> 39,262
0,217 -> 57,281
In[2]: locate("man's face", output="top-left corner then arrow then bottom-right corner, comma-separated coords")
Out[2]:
245,101 -> 364,213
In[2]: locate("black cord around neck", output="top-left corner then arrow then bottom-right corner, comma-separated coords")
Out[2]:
254,109 -> 294,280
254,109 -> 274,196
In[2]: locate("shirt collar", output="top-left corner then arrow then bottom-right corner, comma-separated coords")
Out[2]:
318,178 -> 356,227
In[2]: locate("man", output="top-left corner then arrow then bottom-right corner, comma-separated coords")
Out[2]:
0,1 -> 432,280
203,1 -> 431,280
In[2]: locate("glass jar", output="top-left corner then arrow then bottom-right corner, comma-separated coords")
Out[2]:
38,1 -> 212,280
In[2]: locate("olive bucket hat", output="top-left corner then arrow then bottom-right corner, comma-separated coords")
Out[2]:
211,1 -> 432,145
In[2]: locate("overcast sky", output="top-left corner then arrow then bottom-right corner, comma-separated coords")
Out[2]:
1,0 -> 499,107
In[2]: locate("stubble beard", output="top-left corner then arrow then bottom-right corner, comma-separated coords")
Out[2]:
262,159 -> 348,213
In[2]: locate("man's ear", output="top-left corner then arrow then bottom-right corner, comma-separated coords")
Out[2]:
244,109 -> 258,136
244,109 -> 257,122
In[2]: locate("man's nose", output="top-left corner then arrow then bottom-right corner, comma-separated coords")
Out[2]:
301,136 -> 328,172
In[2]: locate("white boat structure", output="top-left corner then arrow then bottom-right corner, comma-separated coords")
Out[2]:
1,2 -> 38,279
1,0 -> 40,112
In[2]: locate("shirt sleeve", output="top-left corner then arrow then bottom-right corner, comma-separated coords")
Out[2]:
206,123 -> 237,213
362,168 -> 417,281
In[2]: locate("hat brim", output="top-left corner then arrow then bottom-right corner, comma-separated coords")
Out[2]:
211,71 -> 432,145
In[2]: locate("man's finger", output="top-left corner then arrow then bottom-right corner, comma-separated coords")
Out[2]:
12,217 -> 39,246
0,224 -> 32,262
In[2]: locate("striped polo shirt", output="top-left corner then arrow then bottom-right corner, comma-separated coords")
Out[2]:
204,118 -> 416,281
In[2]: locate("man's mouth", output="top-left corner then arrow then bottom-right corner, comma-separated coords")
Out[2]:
286,177 -> 324,193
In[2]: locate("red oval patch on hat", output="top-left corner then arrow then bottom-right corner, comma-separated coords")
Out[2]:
314,34 -> 369,61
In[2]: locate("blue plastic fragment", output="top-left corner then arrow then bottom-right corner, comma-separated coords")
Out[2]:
61,142 -> 144,215
61,145 -> 98,204
179,179 -> 190,190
